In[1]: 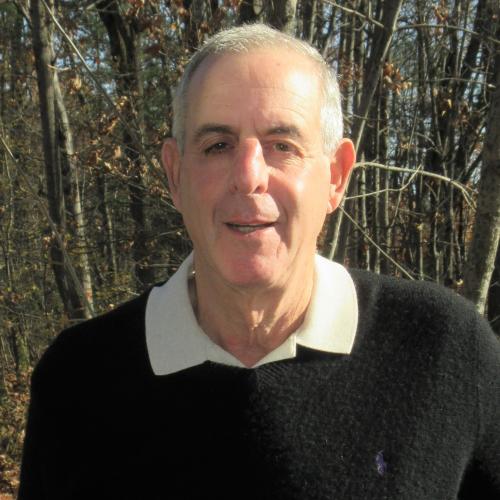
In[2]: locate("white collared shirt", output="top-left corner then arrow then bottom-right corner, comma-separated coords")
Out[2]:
146,253 -> 358,376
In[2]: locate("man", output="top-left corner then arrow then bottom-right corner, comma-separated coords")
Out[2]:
19,24 -> 499,499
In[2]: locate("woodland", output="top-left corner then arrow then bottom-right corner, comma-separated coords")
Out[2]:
0,0 -> 499,495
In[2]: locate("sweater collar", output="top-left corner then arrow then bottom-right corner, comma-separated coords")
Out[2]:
146,252 -> 358,375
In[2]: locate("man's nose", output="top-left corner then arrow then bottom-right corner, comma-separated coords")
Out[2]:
230,138 -> 268,194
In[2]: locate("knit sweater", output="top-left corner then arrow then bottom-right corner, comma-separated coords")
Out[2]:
18,270 -> 500,500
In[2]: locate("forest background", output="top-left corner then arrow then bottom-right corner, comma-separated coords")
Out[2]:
0,0 -> 499,495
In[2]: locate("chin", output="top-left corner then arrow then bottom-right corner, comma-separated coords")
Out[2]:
217,255 -> 283,289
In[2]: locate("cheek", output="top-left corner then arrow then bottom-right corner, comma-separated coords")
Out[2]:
181,169 -> 218,207
290,168 -> 331,212
180,175 -> 229,237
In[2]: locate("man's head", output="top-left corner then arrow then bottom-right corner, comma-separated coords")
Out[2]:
162,24 -> 355,291
172,24 -> 343,155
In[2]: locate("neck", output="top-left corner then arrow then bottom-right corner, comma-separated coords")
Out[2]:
191,259 -> 315,367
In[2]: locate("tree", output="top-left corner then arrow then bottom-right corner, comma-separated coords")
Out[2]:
97,0 -> 155,290
463,9 -> 500,316
30,0 -> 94,320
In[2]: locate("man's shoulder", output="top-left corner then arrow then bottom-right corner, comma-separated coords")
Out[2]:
349,268 -> 478,321
348,268 -> 495,349
347,269 -> 499,397
55,290 -> 148,352
32,291 -> 151,392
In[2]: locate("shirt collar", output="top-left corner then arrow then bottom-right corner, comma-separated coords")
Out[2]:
146,252 -> 358,376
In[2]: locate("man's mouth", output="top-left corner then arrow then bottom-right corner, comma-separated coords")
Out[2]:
226,222 -> 274,234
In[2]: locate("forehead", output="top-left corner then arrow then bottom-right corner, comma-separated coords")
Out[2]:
189,48 -> 320,88
185,49 -> 322,133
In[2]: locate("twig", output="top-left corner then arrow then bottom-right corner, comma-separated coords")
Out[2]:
340,207 -> 416,281
397,23 -> 500,46
346,165 -> 422,200
0,131 -> 95,317
354,162 -> 476,209
323,0 -> 384,28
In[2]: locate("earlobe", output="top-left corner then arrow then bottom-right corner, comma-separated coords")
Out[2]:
161,138 -> 182,211
327,139 -> 356,214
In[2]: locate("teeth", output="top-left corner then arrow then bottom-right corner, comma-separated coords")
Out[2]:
227,223 -> 270,233
236,226 -> 257,233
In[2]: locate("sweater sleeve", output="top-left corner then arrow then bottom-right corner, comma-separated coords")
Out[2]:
17,335 -> 68,500
17,324 -> 92,500
18,326 -> 101,500
459,315 -> 500,499
17,323 -> 111,499
17,294 -> 149,499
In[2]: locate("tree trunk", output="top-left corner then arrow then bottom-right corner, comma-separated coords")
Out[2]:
301,0 -> 317,43
1,131 -> 30,382
350,0 -> 404,151
326,0 -> 402,261
0,335 -> 7,403
359,162 -> 370,269
267,0 -> 298,35
488,245 -> 500,334
182,0 -> 208,51
96,167 -> 119,284
53,72 -> 94,318
31,0 -> 89,320
11,323 -> 29,380
98,0 -> 155,290
463,19 -> 500,315
238,0 -> 261,24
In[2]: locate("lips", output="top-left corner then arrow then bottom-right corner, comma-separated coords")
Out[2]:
225,222 -> 275,234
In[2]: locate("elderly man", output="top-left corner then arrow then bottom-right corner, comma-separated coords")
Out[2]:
19,24 -> 499,500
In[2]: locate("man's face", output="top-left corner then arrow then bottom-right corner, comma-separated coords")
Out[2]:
163,49 -> 353,290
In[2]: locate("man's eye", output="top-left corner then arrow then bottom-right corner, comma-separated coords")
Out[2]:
273,143 -> 292,152
204,142 -> 229,155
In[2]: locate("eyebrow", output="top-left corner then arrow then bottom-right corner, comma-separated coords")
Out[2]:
265,125 -> 303,140
192,124 -> 235,144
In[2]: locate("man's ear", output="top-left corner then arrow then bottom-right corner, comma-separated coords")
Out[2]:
327,139 -> 356,214
161,138 -> 182,211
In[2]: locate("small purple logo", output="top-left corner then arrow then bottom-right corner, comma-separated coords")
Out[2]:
375,450 -> 387,476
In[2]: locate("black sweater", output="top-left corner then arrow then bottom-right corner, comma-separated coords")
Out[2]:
18,270 -> 500,499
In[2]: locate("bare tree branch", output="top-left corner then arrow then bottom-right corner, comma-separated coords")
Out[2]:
322,0 -> 384,28
397,23 -> 500,46
346,165 -> 423,201
0,130 -> 95,319
340,207 -> 416,281
355,162 -> 476,209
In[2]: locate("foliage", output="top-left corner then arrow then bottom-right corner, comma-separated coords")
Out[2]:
0,370 -> 29,496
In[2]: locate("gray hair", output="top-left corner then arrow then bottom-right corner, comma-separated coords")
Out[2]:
172,23 -> 343,154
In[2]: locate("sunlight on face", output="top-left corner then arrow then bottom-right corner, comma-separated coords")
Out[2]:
169,50 -> 336,291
